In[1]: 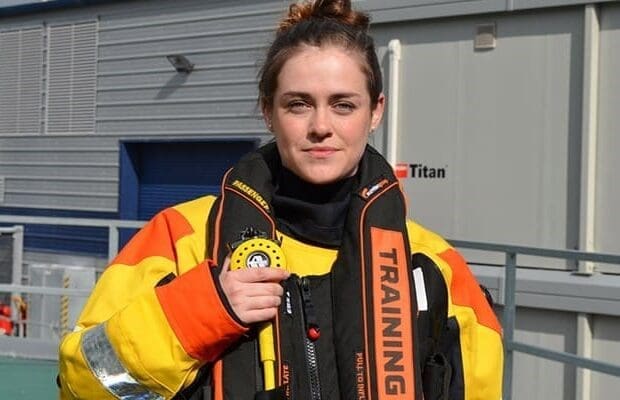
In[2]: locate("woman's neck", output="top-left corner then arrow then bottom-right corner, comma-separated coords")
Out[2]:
272,167 -> 358,247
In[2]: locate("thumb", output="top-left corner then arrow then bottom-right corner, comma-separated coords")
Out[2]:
217,256 -> 231,276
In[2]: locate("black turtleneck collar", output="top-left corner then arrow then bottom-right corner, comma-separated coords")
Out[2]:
272,167 -> 358,248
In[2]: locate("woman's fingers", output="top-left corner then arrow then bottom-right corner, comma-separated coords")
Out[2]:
218,256 -> 289,325
227,281 -> 284,298
233,266 -> 289,283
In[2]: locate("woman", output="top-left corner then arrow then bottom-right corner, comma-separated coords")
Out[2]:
58,1 -> 503,399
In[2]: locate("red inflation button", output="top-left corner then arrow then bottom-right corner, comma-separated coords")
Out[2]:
307,326 -> 321,341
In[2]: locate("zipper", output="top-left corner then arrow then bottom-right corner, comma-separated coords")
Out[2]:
299,277 -> 322,400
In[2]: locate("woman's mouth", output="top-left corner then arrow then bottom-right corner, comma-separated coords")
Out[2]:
305,147 -> 337,158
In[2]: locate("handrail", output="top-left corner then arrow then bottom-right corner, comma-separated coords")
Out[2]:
0,283 -> 92,297
0,215 -> 145,260
1,215 -> 620,398
448,238 -> 620,400
449,239 -> 620,264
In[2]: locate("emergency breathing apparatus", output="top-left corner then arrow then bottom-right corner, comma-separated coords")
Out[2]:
228,228 -> 287,391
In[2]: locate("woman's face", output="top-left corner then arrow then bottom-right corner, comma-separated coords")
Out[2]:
264,45 -> 385,184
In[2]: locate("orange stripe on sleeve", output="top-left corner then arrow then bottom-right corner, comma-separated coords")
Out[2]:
439,248 -> 502,334
155,261 -> 248,362
111,208 -> 194,266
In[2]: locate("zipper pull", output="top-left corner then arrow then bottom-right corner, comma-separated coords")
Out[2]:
300,277 -> 321,341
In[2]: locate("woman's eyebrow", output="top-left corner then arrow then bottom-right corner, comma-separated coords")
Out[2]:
280,91 -> 311,99
329,92 -> 362,100
280,91 -> 362,100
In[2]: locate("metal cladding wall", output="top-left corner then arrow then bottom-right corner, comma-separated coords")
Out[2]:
0,1 -> 620,399
372,7 -> 584,269
372,3 -> 620,270
0,0 -> 618,259
596,2 -> 620,257
95,1 -> 276,137
0,0 -> 278,213
369,3 -> 620,399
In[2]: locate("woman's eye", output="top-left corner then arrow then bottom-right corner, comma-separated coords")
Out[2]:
287,101 -> 309,112
334,102 -> 355,113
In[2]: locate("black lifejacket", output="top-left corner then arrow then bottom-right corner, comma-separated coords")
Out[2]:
178,143 -> 453,400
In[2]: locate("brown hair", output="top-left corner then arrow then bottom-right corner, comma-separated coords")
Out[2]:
258,0 -> 382,110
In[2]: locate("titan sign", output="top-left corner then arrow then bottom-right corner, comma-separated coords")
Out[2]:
394,163 -> 447,179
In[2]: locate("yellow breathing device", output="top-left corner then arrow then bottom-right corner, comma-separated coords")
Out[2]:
229,232 -> 287,391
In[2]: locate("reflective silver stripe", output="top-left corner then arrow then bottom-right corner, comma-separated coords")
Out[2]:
412,267 -> 428,311
81,324 -> 165,400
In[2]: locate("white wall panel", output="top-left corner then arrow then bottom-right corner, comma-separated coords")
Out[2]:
373,8 -> 583,268
512,307 -> 577,400
591,315 -> 620,398
595,3 -> 620,256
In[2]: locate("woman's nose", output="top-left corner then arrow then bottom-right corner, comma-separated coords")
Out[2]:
308,108 -> 332,140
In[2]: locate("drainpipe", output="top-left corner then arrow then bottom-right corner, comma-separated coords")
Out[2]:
386,39 -> 402,167
576,4 -> 600,400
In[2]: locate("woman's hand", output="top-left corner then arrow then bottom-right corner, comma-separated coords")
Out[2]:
219,257 -> 289,325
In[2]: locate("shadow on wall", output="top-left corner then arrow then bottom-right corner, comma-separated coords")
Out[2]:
155,73 -> 189,100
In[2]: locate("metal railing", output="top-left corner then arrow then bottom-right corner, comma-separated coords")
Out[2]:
1,215 -> 620,397
449,239 -> 620,400
0,215 -> 145,261
1,225 -> 24,334
0,217 -> 145,359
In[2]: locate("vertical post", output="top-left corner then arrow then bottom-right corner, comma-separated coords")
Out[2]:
502,251 -> 517,400
578,3 -> 600,275
576,313 -> 593,400
108,225 -> 119,262
11,226 -> 24,337
386,39 -> 401,167
576,5 -> 600,400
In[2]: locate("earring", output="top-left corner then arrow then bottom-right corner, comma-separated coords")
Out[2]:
267,121 -> 273,131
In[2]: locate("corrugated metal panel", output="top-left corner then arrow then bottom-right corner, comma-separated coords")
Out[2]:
0,27 -> 43,135
595,3 -> 620,266
512,307 -> 577,399
356,0 -> 619,23
372,7 -> 583,269
4,0 -> 620,23
0,136 -> 119,211
591,315 -> 620,397
95,2 -> 276,136
46,21 -> 97,134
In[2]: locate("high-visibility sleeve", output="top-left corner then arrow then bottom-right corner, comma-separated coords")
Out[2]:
407,220 -> 504,400
58,196 -> 248,399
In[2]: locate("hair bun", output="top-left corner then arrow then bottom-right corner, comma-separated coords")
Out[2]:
278,0 -> 369,34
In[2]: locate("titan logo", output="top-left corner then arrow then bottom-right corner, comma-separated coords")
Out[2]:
394,163 -> 447,179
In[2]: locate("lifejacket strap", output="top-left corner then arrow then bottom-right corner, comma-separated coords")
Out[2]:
254,386 -> 287,400
422,352 -> 452,400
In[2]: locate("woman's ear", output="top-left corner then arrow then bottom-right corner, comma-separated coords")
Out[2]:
262,104 -> 274,132
370,93 -> 386,132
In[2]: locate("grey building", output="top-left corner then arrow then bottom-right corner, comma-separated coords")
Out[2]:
0,0 -> 619,398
